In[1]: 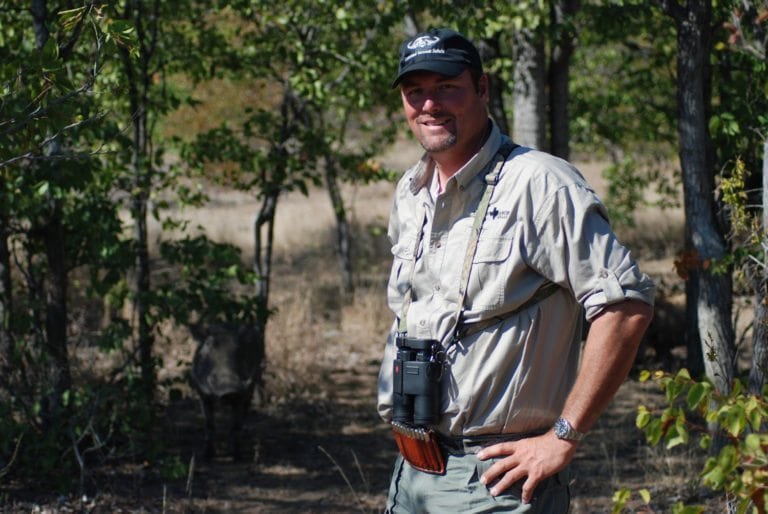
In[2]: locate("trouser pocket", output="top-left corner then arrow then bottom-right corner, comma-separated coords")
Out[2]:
467,455 -> 571,513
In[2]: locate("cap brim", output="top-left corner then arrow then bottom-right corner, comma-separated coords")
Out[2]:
391,61 -> 468,88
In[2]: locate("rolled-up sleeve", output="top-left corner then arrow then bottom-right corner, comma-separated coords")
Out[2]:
527,182 -> 655,321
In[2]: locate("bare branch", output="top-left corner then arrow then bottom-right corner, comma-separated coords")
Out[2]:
0,81 -> 93,138
0,109 -> 110,169
726,2 -> 768,60
0,146 -> 109,169
0,432 -> 23,479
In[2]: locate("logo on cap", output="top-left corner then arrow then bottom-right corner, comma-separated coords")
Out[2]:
407,35 -> 440,50
392,28 -> 482,88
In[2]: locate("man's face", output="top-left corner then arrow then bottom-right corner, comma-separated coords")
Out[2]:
399,69 -> 489,161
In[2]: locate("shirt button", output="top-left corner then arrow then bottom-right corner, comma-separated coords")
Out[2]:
436,242 -> 442,248
599,270 -> 609,278
419,320 -> 426,327
435,285 -> 441,291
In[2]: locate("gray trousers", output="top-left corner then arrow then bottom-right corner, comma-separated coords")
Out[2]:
384,453 -> 570,513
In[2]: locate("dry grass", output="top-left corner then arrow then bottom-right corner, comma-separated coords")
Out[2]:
260,183 -> 391,375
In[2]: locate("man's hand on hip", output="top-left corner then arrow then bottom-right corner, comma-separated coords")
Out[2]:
476,432 -> 577,503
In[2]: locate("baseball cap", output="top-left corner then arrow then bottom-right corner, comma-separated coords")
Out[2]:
392,28 -> 483,88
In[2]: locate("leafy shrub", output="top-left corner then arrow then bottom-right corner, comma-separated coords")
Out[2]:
614,369 -> 768,514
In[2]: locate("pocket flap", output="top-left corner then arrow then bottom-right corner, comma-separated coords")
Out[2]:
473,237 -> 513,263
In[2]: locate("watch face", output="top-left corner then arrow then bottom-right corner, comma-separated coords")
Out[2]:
554,417 -> 583,440
554,418 -> 565,437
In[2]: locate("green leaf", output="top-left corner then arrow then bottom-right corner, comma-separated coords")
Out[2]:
724,406 -> 746,437
745,433 -> 761,452
36,181 -> 50,197
702,464 -> 726,489
666,379 -> 683,403
59,6 -> 86,31
666,419 -> 689,449
611,488 -> 631,514
636,405 -> 651,428
646,417 -> 663,446
41,37 -> 60,70
687,382 -> 710,410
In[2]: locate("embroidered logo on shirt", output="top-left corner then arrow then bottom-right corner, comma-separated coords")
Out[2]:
487,207 -> 511,220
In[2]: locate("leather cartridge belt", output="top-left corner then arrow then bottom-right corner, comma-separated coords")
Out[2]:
392,422 -> 446,474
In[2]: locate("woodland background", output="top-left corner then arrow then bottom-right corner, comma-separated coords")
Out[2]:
1,1 -> 768,512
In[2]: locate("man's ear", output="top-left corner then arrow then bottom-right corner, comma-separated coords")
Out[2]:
478,73 -> 489,99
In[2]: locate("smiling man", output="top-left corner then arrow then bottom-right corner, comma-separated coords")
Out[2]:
398,70 -> 489,174
377,28 -> 656,513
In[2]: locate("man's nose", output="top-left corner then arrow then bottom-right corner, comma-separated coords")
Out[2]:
422,94 -> 441,112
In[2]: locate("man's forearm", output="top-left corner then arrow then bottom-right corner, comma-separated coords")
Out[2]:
560,299 -> 653,433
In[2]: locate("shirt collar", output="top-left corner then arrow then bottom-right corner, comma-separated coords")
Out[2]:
408,119 -> 502,196
408,154 -> 433,195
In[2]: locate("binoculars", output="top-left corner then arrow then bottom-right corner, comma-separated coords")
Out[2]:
392,337 -> 443,427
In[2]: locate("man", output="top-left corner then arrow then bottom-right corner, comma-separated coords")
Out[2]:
377,28 -> 655,513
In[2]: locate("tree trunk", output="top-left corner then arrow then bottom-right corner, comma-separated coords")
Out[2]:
132,184 -> 153,401
253,189 -> 278,333
324,157 -> 354,295
670,0 -> 735,394
477,36 -> 509,135
251,88 -> 306,356
123,0 -> 156,402
748,137 -> 768,394
0,180 -> 13,376
41,214 -> 72,430
402,10 -> 421,37
31,0 -> 72,429
548,0 -> 579,160
685,268 -> 705,377
512,27 -> 547,151
30,0 -> 49,49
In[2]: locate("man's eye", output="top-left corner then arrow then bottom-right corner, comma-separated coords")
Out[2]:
406,89 -> 423,99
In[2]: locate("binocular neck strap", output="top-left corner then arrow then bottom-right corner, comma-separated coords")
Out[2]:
453,143 -> 516,337
397,204 -> 428,336
397,141 -> 518,340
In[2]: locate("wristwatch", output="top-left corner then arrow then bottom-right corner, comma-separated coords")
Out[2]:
553,417 -> 586,441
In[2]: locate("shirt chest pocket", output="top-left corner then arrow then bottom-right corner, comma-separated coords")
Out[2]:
466,236 -> 514,310
387,236 -> 417,310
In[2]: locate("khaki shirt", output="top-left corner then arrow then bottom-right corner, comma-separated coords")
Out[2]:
377,121 -> 655,436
